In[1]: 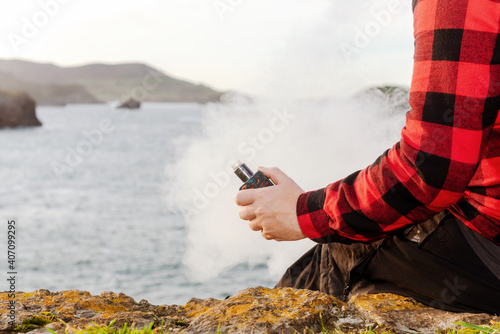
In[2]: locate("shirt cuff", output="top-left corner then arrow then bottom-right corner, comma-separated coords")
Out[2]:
296,188 -> 332,240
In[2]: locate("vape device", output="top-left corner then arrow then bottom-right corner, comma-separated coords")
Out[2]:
233,161 -> 274,190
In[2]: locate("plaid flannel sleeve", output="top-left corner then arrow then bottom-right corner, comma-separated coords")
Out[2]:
298,0 -> 500,244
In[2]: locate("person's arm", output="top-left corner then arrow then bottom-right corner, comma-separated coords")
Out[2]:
236,0 -> 500,243
298,0 -> 500,243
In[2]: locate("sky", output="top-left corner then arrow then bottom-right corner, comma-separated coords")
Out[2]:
0,0 -> 415,98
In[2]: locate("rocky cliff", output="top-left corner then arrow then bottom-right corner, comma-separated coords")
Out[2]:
0,90 -> 42,128
0,287 -> 498,334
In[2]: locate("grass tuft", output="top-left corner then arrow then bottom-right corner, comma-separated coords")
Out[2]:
452,322 -> 500,334
14,313 -> 58,332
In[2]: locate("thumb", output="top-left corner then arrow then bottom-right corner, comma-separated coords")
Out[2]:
257,166 -> 289,185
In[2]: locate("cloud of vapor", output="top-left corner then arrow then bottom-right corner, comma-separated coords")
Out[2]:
245,0 -> 414,99
162,0 -> 413,282
163,88 -> 408,281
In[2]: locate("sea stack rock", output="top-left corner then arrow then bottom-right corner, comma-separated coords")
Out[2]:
0,90 -> 42,128
117,98 -> 141,109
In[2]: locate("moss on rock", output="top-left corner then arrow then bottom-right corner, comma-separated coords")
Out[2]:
1,288 -> 498,334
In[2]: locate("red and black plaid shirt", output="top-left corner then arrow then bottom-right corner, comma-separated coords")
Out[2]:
298,0 -> 500,244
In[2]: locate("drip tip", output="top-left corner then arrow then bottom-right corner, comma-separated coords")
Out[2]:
233,161 -> 254,182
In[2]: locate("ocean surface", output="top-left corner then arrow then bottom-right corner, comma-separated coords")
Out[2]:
0,103 -> 278,305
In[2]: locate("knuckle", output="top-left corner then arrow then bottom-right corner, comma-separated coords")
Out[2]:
249,223 -> 260,232
239,208 -> 251,220
254,206 -> 265,217
270,167 -> 280,174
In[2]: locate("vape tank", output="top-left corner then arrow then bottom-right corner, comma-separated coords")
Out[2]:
233,161 -> 274,190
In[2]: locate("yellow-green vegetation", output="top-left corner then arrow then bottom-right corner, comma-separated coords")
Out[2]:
3,289 -> 498,334
183,286 -> 340,329
14,312 -> 57,332
451,322 -> 500,334
44,319 -> 220,334
40,320 -> 500,334
1,290 -> 133,320
350,293 -> 428,312
46,320 -> 159,334
315,321 -> 500,334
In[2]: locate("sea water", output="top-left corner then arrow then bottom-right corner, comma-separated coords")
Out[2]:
0,103 -> 278,305
0,97 -> 406,305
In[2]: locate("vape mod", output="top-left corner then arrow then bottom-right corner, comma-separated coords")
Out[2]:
233,161 -> 274,190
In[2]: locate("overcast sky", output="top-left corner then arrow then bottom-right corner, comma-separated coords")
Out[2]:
0,0 -> 415,98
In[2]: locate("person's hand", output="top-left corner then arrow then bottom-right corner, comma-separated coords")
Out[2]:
235,166 -> 306,241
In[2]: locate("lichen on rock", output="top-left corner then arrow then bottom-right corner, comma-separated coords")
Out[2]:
349,293 -> 500,333
183,286 -> 348,333
1,288 -> 499,334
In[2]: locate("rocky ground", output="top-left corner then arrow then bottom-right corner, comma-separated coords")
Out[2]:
0,287 -> 498,334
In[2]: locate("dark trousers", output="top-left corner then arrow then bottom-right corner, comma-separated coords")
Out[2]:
276,211 -> 500,314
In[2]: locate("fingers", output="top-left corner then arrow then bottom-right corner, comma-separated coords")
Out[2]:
248,219 -> 262,232
235,165 -> 300,242
234,188 -> 256,206
249,220 -> 274,240
261,230 -> 273,240
238,206 -> 256,221
257,166 -> 288,185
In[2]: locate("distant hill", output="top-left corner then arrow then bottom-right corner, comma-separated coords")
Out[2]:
0,59 -> 224,105
355,85 -> 410,116
0,70 -> 100,106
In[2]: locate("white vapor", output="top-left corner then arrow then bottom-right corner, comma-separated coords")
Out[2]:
161,0 -> 413,283
163,89 -> 407,282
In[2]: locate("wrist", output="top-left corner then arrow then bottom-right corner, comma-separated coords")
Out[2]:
296,189 -> 329,240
